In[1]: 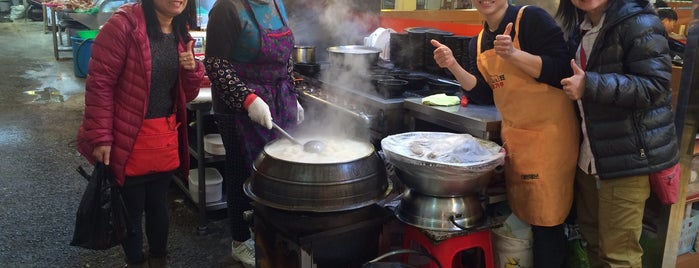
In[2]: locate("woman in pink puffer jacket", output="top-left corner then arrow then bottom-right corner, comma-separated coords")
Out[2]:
75,0 -> 203,266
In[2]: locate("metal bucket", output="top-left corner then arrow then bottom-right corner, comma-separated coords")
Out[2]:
244,139 -> 390,212
292,45 -> 316,64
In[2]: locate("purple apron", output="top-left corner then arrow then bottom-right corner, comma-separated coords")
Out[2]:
218,0 -> 297,241
229,0 -> 297,163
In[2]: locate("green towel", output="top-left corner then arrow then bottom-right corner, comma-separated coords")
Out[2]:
75,7 -> 100,14
422,93 -> 460,106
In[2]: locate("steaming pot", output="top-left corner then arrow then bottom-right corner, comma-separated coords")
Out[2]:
244,137 -> 390,212
327,45 -> 382,68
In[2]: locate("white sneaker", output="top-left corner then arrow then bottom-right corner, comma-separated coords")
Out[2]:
231,238 -> 255,268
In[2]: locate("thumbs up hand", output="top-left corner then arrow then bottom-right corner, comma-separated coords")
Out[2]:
494,23 -> 515,58
179,40 -> 197,71
560,59 -> 586,100
431,39 -> 457,69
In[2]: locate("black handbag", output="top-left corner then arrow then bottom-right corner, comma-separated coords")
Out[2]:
70,162 -> 134,250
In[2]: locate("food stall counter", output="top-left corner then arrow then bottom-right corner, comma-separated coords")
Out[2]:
403,98 -> 501,141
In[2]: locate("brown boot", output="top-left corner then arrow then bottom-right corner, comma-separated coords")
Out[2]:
148,256 -> 168,268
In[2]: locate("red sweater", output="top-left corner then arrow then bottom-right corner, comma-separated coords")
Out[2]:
76,3 -> 204,185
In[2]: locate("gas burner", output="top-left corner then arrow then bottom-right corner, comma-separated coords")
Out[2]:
253,203 -> 392,267
294,67 -> 420,144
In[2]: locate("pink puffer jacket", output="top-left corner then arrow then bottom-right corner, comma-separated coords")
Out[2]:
76,3 -> 203,185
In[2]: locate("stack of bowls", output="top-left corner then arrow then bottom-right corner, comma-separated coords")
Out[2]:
424,30 -> 454,75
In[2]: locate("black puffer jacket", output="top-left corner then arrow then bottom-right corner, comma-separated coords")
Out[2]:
566,0 -> 679,179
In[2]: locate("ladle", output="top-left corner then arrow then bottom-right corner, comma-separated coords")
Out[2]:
272,122 -> 326,153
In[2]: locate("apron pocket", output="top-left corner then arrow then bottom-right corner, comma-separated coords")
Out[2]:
125,115 -> 180,176
502,127 -> 546,182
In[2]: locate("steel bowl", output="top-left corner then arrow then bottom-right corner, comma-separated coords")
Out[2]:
381,132 -> 505,196
396,189 -> 484,231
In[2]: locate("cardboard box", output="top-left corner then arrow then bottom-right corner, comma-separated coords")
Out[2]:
677,252 -> 699,268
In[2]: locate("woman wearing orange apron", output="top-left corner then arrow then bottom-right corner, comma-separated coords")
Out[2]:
431,2 -> 579,267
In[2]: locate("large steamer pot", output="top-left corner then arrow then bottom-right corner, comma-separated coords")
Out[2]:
244,139 -> 390,212
327,45 -> 382,68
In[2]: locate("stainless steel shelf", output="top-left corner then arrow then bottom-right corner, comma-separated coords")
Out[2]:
403,98 -> 501,140
172,176 -> 227,211
182,98 -> 226,234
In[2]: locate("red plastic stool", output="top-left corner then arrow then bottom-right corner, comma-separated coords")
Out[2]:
402,225 -> 494,268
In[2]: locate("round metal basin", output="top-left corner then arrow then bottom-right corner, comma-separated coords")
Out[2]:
395,189 -> 484,231
395,168 -> 494,197
381,132 -> 505,197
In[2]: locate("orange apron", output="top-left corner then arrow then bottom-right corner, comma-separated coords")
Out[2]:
476,7 -> 580,226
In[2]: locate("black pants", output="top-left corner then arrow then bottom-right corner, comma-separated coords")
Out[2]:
532,223 -> 567,268
120,173 -> 172,264
215,114 -> 254,242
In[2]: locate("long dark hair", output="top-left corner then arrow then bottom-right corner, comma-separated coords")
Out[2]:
141,0 -> 197,42
556,0 -> 585,33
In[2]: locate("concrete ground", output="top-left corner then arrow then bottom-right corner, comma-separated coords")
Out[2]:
0,17 -> 244,268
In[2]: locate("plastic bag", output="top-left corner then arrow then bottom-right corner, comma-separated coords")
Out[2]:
649,162 -> 681,205
70,162 -> 133,250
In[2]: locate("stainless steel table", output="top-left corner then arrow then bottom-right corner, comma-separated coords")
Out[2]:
46,4 -> 72,60
403,98 -> 502,141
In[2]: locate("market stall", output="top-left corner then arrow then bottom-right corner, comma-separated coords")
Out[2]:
43,0 -> 122,60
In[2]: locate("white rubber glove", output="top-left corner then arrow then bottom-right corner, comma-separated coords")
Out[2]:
296,100 -> 304,124
247,97 -> 273,129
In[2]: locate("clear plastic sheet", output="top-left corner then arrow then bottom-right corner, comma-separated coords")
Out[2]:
381,132 -> 505,193
381,132 -> 505,167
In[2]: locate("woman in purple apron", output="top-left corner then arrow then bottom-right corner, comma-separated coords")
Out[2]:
204,0 -> 301,266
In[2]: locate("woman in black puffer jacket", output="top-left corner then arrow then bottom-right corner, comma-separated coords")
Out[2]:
557,0 -> 679,266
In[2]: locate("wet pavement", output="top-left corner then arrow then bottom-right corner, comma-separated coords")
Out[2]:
0,18 -> 243,268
